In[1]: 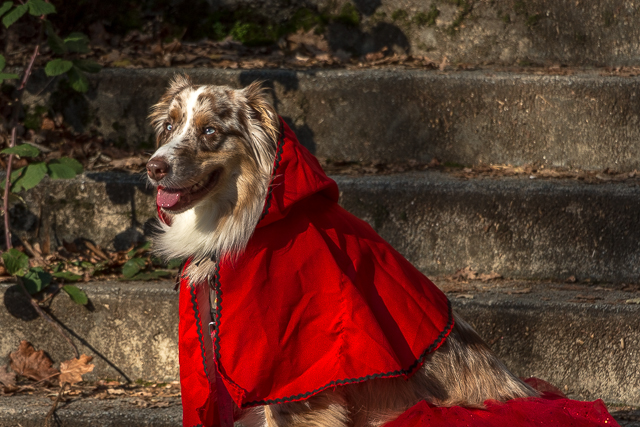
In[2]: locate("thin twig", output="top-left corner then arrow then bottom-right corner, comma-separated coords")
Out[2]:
44,382 -> 67,427
3,133 -> 15,250
34,76 -> 57,97
17,278 -> 79,358
30,371 -> 60,386
4,25 -> 42,250
39,285 -> 61,305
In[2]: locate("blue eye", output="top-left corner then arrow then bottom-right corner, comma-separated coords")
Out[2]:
204,127 -> 215,135
166,123 -> 173,131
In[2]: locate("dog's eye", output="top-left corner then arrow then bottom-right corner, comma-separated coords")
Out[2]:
204,127 -> 215,135
165,123 -> 173,131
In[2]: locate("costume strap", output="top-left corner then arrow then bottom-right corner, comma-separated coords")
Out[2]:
208,276 -> 235,427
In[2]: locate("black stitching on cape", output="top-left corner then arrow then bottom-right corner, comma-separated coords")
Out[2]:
189,278 -> 210,391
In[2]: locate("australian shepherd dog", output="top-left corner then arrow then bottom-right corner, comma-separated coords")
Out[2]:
146,75 -> 537,427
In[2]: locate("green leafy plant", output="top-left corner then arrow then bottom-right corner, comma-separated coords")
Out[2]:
2,248 -> 88,305
0,2 -> 100,378
0,145 -> 83,192
1,1 -> 99,250
120,241 -> 172,281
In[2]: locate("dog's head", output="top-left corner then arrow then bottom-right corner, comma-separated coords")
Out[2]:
147,76 -> 279,267
147,75 -> 279,214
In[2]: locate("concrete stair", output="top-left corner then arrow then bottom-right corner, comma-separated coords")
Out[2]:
24,68 -> 640,171
1,279 -> 639,408
4,64 -> 640,418
0,398 -> 638,427
14,170 -> 640,282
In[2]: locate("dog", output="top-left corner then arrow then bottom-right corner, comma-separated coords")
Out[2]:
146,75 -> 537,427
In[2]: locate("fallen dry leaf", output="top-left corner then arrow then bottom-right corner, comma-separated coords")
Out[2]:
59,355 -> 95,386
574,294 -> 602,301
9,341 -> 59,382
83,241 -> 109,261
0,365 -> 17,391
506,287 -> 532,295
451,266 -> 478,281
439,55 -> 449,71
439,283 -> 465,293
150,401 -> 171,408
41,117 -> 55,130
478,272 -> 502,281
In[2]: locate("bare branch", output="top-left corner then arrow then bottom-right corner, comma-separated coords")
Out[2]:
3,15 -> 44,250
44,382 -> 67,427
17,278 -> 79,359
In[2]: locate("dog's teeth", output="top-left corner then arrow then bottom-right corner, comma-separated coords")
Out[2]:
190,179 -> 205,192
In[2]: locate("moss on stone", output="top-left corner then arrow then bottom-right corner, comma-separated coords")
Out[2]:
23,105 -> 48,131
391,9 -> 408,22
526,14 -> 542,27
413,5 -> 440,27
334,2 -> 360,27
372,204 -> 390,230
514,1 -> 527,16
603,10 -> 614,27
447,0 -> 472,35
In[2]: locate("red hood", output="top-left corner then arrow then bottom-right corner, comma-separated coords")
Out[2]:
176,118 -> 453,427
255,119 -> 339,229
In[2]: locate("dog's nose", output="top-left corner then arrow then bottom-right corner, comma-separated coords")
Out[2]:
147,158 -> 170,181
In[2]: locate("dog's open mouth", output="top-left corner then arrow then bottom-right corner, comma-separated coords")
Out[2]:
157,169 -> 222,212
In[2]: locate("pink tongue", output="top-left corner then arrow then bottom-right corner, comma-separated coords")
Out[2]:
157,188 -> 181,208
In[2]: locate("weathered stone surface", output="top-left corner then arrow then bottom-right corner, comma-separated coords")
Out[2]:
12,171 -> 640,282
337,172 -> 640,283
2,280 -> 638,406
0,281 -> 179,382
14,172 -> 156,252
0,395 -> 637,427
23,68 -> 640,171
53,0 -> 640,67
454,290 -> 640,406
328,0 -> 640,67
0,395 -> 181,427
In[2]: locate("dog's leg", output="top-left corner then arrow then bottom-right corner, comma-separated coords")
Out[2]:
261,389 -> 350,427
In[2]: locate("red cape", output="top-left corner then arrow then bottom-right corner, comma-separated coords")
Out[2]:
171,120 -> 619,427
386,378 -> 619,427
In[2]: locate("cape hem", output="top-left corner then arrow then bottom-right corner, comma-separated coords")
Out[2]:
240,299 -> 453,407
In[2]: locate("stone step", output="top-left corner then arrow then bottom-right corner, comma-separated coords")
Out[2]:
13,170 -> 640,282
23,68 -> 640,172
0,395 -> 181,427
1,279 -> 639,407
261,0 -> 640,67
0,398 -> 637,427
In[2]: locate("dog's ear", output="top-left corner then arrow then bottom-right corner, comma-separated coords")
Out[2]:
242,81 -> 279,143
168,74 -> 193,95
148,74 -> 194,141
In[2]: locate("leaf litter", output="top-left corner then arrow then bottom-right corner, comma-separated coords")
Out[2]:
9,341 -> 59,383
0,365 -> 17,393
2,341 -> 179,409
0,237 -> 179,285
59,355 -> 94,386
